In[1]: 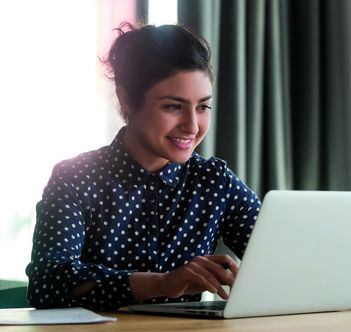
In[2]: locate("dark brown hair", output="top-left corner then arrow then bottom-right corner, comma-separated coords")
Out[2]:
104,22 -> 213,121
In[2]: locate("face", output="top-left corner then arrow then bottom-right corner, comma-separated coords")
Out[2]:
122,70 -> 212,172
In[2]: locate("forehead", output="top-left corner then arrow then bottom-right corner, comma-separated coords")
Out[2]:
145,70 -> 213,101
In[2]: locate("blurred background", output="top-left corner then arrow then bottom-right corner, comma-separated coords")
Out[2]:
0,0 -> 177,282
0,0 -> 350,283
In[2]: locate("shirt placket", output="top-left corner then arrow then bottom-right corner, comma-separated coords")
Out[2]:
145,174 -> 160,271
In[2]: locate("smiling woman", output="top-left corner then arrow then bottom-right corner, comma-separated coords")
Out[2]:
122,71 -> 212,171
25,22 -> 261,311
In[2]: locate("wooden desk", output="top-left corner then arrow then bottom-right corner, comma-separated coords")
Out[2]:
1,310 -> 351,332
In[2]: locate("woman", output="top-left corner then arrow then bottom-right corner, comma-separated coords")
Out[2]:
26,23 -> 261,310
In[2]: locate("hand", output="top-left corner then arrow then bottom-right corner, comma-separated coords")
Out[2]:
161,254 -> 238,299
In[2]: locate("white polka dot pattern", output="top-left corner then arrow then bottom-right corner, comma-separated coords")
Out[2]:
26,128 -> 261,310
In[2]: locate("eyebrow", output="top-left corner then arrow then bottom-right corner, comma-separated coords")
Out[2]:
158,95 -> 212,104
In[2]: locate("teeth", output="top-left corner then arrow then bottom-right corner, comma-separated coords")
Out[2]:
172,137 -> 191,144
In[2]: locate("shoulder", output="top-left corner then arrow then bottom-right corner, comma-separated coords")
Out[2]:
188,152 -> 226,168
50,144 -> 111,179
187,152 -> 237,180
187,153 -> 260,201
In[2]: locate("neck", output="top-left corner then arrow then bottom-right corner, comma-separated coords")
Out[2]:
122,127 -> 169,173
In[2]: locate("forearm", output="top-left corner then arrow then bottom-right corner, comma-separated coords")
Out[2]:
27,258 -> 135,310
129,255 -> 237,303
69,279 -> 96,298
129,272 -> 166,302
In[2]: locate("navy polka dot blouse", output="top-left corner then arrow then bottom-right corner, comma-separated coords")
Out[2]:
26,128 -> 261,311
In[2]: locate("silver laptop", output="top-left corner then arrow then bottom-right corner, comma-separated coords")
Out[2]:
129,190 -> 351,318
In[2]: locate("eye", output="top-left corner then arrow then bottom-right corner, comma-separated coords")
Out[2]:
197,104 -> 212,112
162,104 -> 182,112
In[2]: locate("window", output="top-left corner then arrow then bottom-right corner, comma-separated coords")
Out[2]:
148,0 -> 178,25
0,0 -> 179,282
0,0 -> 135,281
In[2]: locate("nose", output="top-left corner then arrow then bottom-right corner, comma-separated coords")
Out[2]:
179,108 -> 199,134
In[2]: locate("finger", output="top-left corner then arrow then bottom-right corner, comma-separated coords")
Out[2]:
206,255 -> 239,278
216,285 -> 230,300
187,262 -> 230,299
195,255 -> 238,286
226,261 -> 239,276
184,258 -> 237,298
205,254 -> 237,268
185,261 -> 223,294
165,259 -> 225,298
190,260 -> 234,298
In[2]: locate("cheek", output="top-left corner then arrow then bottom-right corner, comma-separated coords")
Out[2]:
132,108 -> 157,128
155,113 -> 177,130
143,113 -> 172,136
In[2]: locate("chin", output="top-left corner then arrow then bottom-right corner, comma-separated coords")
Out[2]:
163,144 -> 197,164
168,153 -> 193,165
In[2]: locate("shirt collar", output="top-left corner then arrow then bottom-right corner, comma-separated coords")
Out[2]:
108,127 -> 186,188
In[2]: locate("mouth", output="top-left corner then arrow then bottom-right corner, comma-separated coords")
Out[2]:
168,136 -> 194,149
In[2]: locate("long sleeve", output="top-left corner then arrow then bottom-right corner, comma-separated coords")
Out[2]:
218,163 -> 261,259
26,131 -> 261,310
26,165 -> 136,310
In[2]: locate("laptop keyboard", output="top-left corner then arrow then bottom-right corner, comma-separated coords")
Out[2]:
170,300 -> 226,311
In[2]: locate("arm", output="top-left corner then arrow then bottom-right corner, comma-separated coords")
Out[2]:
129,255 -> 238,302
26,166 -> 135,310
65,254 -> 237,304
220,169 -> 261,259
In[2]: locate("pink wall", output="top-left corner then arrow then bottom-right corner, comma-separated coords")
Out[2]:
97,0 -> 137,57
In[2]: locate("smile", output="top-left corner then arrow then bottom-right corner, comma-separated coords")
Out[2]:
169,136 -> 194,149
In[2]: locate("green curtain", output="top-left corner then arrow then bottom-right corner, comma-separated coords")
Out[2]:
136,0 -> 149,24
178,0 -> 351,198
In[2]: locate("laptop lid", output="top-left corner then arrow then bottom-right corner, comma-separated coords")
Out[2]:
130,190 -> 351,318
